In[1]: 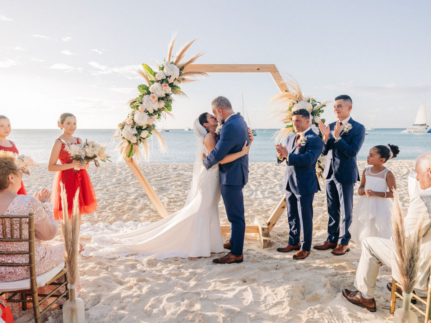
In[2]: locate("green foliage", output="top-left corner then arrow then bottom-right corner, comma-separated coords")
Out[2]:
142,64 -> 155,77
138,84 -> 149,94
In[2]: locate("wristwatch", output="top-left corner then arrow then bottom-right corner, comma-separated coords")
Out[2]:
335,136 -> 342,142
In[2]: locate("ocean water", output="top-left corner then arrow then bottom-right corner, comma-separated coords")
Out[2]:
7,128 -> 431,164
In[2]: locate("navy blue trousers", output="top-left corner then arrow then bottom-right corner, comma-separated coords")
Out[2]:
221,185 -> 245,256
326,174 -> 355,245
286,190 -> 314,252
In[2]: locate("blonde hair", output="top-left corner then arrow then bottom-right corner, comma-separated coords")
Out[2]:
0,151 -> 19,191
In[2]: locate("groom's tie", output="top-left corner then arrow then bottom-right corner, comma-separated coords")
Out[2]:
294,134 -> 300,145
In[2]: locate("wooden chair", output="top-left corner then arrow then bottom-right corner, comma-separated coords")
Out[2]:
390,277 -> 431,323
0,213 -> 69,323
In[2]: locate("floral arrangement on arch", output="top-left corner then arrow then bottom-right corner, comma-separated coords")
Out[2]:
117,35 -> 207,160
271,75 -> 330,175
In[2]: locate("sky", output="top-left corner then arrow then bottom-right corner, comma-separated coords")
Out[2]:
1,0 -> 431,129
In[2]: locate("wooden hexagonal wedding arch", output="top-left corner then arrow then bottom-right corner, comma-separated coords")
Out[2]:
125,64 -> 288,248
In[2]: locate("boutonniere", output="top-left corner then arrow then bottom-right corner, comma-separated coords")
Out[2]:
297,134 -> 307,148
344,123 -> 353,133
215,124 -> 223,135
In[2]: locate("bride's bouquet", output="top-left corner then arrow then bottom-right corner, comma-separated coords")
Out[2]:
65,140 -> 111,171
15,154 -> 36,175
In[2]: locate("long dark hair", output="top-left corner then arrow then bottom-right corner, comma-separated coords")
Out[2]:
198,112 -> 209,132
374,144 -> 400,162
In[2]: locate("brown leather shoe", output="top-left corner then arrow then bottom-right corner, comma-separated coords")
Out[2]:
213,252 -> 243,264
342,289 -> 376,312
276,243 -> 300,253
293,250 -> 310,260
313,241 -> 337,250
331,244 -> 350,256
224,241 -> 232,250
387,283 -> 417,304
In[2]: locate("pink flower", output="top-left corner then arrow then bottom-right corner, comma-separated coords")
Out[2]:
150,94 -> 158,102
139,104 -> 145,112
130,136 -> 137,143
162,83 -> 171,94
148,119 -> 154,125
126,117 -> 133,125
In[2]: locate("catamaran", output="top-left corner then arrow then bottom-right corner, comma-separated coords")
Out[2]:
402,99 -> 430,134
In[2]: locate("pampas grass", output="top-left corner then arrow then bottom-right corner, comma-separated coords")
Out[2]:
392,189 -> 424,294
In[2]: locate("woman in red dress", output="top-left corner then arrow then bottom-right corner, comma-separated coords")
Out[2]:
0,115 -> 26,195
48,113 -> 97,220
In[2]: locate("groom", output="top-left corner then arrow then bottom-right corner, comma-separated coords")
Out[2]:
314,95 -> 365,255
204,96 -> 250,264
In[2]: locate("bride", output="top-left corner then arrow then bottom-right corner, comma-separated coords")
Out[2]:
83,113 -> 253,260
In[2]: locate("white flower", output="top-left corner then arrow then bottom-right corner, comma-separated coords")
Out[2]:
162,83 -> 171,94
302,95 -> 310,102
138,104 -> 145,112
215,124 -> 223,134
149,82 -> 165,97
163,62 -> 180,79
314,116 -> 321,124
151,115 -> 158,121
311,124 -> 320,135
130,136 -> 137,143
169,76 -> 176,83
97,146 -> 109,160
158,100 -> 165,108
147,107 -> 154,114
134,111 -> 149,126
121,125 -> 138,140
294,100 -> 312,113
174,80 -> 179,86
297,134 -> 307,145
143,95 -> 159,111
344,123 -> 353,132
140,130 -> 149,138
15,154 -> 35,175
150,94 -> 158,102
155,70 -> 166,80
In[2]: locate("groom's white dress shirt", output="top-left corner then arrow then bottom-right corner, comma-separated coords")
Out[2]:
354,183 -> 431,297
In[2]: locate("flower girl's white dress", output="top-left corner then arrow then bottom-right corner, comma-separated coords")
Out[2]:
351,167 -> 393,247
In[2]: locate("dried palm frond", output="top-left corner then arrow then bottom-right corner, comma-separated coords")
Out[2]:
118,139 -> 141,161
174,39 -> 196,66
178,77 -> 199,84
392,190 -> 424,294
178,52 -> 205,68
274,128 -> 294,143
126,98 -> 137,106
180,71 -> 208,78
172,89 -> 189,99
314,101 -> 331,111
153,129 -> 167,153
167,33 -> 177,62
142,139 -> 149,162
137,69 -> 150,85
162,111 -> 174,119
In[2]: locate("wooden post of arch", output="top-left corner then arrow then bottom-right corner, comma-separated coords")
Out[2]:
126,64 -> 289,248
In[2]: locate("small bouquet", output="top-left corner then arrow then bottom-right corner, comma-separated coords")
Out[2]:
65,140 -> 111,171
15,154 -> 36,175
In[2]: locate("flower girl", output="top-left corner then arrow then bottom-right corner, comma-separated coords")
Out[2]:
351,144 -> 400,248
0,115 -> 26,195
48,113 -> 97,220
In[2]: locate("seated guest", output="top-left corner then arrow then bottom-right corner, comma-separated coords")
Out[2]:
0,151 -> 64,282
342,151 -> 431,312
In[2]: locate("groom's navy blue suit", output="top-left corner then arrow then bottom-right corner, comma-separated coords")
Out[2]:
203,113 -> 250,256
278,128 -> 323,251
322,117 -> 365,245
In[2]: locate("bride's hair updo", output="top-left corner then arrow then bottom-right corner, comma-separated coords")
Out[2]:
374,144 -> 400,162
198,112 -> 209,132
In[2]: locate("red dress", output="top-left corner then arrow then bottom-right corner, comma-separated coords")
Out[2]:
0,141 -> 27,195
51,138 -> 97,220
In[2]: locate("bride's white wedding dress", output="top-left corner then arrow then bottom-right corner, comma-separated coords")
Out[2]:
82,119 -> 224,260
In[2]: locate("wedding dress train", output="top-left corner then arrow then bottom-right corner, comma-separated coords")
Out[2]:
82,119 -> 224,260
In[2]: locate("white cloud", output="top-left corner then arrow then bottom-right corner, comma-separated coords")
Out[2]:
90,49 -> 103,55
61,50 -> 76,56
88,61 -> 139,79
31,58 -> 45,62
13,47 -> 25,51
32,34 -> 50,40
0,59 -> 18,68
0,14 -> 13,22
49,63 -> 82,72
62,37 -> 72,42
111,87 -> 135,94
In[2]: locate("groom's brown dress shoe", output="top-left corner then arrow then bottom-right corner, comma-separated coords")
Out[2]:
213,253 -> 243,264
313,241 -> 337,250
342,289 -> 376,312
223,241 -> 232,250
331,244 -> 350,256
292,250 -> 310,260
276,243 -> 300,253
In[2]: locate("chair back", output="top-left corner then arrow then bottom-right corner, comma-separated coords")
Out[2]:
0,213 -> 37,291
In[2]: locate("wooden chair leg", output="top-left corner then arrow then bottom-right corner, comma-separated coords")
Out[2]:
390,278 -> 397,314
426,284 -> 431,323
21,292 -> 27,310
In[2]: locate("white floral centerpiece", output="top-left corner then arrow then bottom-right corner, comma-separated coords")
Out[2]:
65,140 -> 111,170
271,75 -> 330,175
117,35 -> 207,160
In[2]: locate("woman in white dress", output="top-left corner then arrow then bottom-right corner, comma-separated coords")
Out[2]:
351,144 -> 400,248
84,113 -> 253,260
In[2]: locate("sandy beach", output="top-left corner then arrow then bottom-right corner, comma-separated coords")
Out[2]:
15,160 -> 417,323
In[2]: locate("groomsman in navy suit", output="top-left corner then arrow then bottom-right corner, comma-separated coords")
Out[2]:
314,95 -> 365,256
275,109 -> 323,260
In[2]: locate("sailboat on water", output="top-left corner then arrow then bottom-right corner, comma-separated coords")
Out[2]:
241,88 -> 257,136
402,98 -> 430,134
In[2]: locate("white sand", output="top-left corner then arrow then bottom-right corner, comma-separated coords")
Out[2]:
15,160 -> 416,322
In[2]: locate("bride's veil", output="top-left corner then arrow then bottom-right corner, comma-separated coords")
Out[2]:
185,118 -> 208,206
